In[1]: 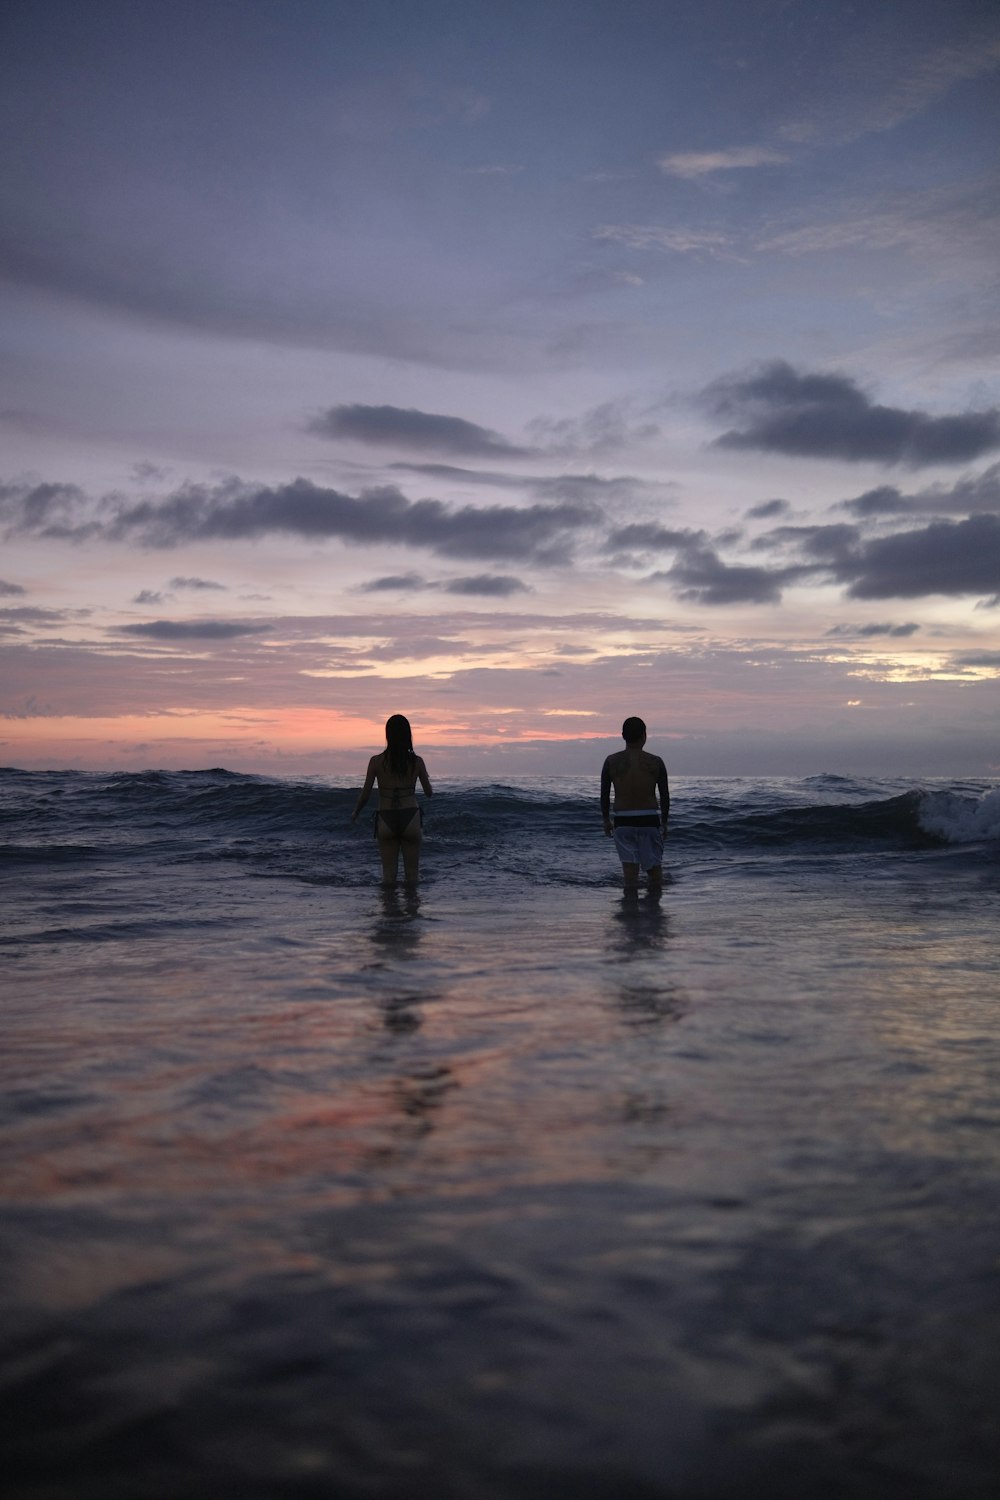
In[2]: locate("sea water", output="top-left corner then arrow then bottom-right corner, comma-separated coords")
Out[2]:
2,768 -> 999,1499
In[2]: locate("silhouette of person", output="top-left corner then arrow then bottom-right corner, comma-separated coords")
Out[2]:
601,716 -> 670,891
352,714 -> 433,885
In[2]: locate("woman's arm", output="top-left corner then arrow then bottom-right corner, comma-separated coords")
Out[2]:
417,757 -> 433,797
350,756 -> 378,822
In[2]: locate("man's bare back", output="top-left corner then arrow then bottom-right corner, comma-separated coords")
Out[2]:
601,747 -> 669,813
600,718 -> 670,890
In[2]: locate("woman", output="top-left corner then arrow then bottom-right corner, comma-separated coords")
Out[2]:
351,715 -> 433,885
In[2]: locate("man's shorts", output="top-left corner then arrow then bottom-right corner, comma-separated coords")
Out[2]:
613,812 -> 664,872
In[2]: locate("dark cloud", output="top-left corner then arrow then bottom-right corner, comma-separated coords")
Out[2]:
0,480 -> 92,537
838,484 -> 916,518
117,620 -> 270,639
531,473 -> 659,505
1,606 -> 79,623
704,361 -> 1000,467
389,464 -> 661,508
5,474 -> 598,565
358,570 -> 528,596
0,579 -> 26,597
752,523 -> 860,560
838,514 -> 1000,599
744,511 -> 1000,602
655,545 -> 800,605
605,523 -> 697,552
106,479 -> 596,563
746,498 -> 791,520
950,650 -> 1000,668
840,462 -> 1000,518
358,573 -> 429,593
1,604 -> 87,638
443,574 -> 530,596
308,404 -> 530,458
132,589 -> 165,604
825,622 -> 921,638
169,576 -> 226,591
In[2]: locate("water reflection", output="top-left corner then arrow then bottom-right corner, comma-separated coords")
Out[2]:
368,887 -> 425,963
363,890 -> 438,1038
605,890 -> 671,958
603,890 -> 687,1029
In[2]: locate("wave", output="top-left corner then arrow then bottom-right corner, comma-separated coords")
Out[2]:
917,786 -> 1000,845
2,770 -> 998,866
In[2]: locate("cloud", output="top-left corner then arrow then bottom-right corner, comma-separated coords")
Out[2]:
703,361 -> 1000,467
464,163 -> 523,176
111,480 -> 597,564
132,589 -> 165,604
367,636 -> 476,663
777,23 -> 1000,147
531,471 -> 663,504
837,514 -> 1000,599
839,485 -> 916,518
526,401 -> 661,456
1,606 -> 81,624
0,579 -> 26,597
950,650 -> 1000,668
443,574 -> 530,596
654,545 -> 800,606
840,462 -> 1000,518
0,480 -> 93,537
752,523 -> 861,561
117,620 -> 271,640
825,622 -> 921,638
605,523 -> 697,552
169,576 -> 226,591
746,499 -> 791,521
388,464 -> 662,506
389,463 -> 525,487
358,570 -> 528,597
756,179 -> 1000,264
659,146 -> 788,178
307,404 -> 530,458
5,474 -> 600,566
358,573 -> 429,593
592,224 -> 733,257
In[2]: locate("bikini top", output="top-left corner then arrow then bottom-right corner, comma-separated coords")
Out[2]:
379,752 -> 418,805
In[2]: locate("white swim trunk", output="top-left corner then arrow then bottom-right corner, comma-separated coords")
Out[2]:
612,810 -> 664,871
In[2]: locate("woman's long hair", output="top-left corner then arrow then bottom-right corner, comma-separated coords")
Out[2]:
383,714 -> 415,776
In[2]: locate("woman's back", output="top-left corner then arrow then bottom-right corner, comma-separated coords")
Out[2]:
375,750 -> 421,798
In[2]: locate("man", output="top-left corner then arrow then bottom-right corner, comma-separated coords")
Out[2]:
601,716 -> 670,891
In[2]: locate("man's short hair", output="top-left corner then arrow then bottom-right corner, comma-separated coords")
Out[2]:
622,716 -> 646,743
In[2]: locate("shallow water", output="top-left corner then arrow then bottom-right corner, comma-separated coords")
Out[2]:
2,770 -> 999,1497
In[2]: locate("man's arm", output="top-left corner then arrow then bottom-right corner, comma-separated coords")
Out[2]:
657,759 -> 670,833
600,757 -> 613,836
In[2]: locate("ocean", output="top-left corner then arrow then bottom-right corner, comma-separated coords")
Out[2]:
2,767 -> 1000,1499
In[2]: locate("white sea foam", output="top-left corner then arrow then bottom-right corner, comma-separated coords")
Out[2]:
918,787 -> 1000,843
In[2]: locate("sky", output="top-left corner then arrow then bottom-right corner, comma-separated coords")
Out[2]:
2,0 -> 999,778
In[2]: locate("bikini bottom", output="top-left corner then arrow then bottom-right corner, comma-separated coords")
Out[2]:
374,806 -> 421,839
